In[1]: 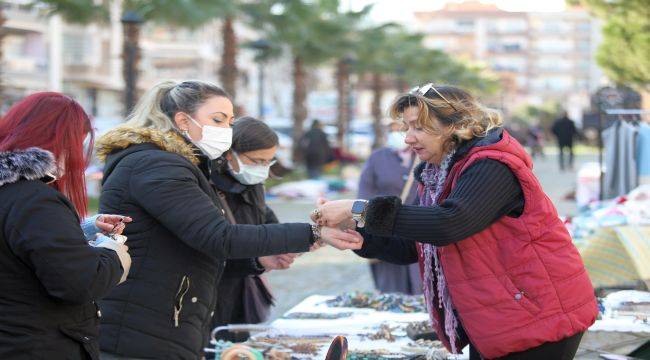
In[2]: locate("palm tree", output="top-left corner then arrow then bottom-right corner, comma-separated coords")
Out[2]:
210,1 -> 243,103
328,6 -> 371,151
248,0 -> 352,159
118,1 -> 219,115
41,0 -> 220,115
352,24 -> 402,149
353,25 -> 499,149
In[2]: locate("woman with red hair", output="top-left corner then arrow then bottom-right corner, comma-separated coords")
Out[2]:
0,92 -> 131,360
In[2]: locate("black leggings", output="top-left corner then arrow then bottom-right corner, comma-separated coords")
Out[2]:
469,332 -> 584,360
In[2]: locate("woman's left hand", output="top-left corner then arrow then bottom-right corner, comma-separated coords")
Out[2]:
96,214 -> 132,235
320,227 -> 364,250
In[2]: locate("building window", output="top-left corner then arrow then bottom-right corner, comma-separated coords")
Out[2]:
456,19 -> 475,33
63,33 -> 90,66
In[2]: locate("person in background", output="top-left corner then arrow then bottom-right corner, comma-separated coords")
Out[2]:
0,92 -> 131,360
95,80 -> 361,359
210,117 -> 300,342
551,111 -> 579,171
313,84 -> 596,359
300,119 -> 332,179
526,120 -> 545,159
358,121 -> 422,295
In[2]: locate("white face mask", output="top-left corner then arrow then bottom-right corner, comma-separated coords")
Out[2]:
186,116 -> 233,160
228,152 -> 271,185
386,131 -> 406,150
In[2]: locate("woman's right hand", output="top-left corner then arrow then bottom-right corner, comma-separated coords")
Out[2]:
320,227 -> 363,250
311,199 -> 355,227
96,214 -> 132,235
94,235 -> 131,283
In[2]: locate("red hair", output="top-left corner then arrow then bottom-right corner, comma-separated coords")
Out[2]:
0,92 -> 94,217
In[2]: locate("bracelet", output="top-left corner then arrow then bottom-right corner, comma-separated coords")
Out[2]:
310,224 -> 323,245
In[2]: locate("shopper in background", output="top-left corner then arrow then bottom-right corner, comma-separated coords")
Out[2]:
552,111 -> 579,171
0,92 -> 131,360
358,121 -> 422,295
300,119 -> 332,179
526,120 -> 545,159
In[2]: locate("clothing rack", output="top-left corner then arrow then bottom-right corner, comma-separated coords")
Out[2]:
598,109 -> 650,200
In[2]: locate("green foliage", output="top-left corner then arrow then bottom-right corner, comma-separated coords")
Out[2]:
352,24 -> 498,96
37,0 -> 230,28
35,0 -> 109,24
246,0 -> 353,66
570,0 -> 650,90
510,102 -> 563,132
122,0 -> 220,28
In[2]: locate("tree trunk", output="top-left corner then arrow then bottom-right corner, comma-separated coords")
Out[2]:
219,17 -> 238,103
335,59 -> 350,151
371,72 -> 384,149
292,55 -> 308,162
122,19 -> 142,116
397,78 -> 408,93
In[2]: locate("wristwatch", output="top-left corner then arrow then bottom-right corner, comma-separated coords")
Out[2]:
351,200 -> 369,228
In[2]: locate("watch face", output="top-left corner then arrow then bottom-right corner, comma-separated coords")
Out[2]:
352,200 -> 367,215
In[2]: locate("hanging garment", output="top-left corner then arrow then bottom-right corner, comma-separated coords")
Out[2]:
637,123 -> 650,185
603,121 -> 638,199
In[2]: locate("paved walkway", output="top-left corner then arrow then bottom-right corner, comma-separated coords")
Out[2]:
265,152 -> 598,319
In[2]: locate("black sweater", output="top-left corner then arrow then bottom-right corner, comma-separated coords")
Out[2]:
356,129 -> 524,264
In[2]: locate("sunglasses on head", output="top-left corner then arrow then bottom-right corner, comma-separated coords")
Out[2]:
410,83 -> 458,112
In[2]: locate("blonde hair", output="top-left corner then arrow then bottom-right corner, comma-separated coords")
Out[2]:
389,85 -> 502,152
126,80 -> 230,131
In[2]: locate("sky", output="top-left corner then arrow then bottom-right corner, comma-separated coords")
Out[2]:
346,0 -> 568,23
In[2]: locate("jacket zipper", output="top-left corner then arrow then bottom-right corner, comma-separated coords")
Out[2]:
93,301 -> 102,318
173,275 -> 190,328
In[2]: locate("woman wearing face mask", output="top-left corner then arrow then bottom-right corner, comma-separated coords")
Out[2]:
312,84 -> 597,359
95,80 -> 362,359
0,93 -> 131,360
209,117 -> 299,342
358,121 -> 421,295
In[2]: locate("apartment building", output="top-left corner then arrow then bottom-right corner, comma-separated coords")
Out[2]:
413,1 -> 604,116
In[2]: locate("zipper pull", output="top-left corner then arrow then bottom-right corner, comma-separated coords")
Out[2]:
174,309 -> 180,327
93,301 -> 102,318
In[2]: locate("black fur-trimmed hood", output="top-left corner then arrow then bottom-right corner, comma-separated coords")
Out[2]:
0,147 -> 56,187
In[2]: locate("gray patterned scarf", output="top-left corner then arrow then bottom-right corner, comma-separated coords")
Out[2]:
419,150 -> 458,353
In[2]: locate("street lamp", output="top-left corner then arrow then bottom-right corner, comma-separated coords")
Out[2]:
121,11 -> 143,116
248,39 -> 272,119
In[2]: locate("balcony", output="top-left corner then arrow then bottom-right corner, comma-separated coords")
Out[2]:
3,4 -> 48,34
3,56 -> 48,90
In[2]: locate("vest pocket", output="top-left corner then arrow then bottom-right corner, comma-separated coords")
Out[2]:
173,275 -> 191,327
503,276 -> 541,316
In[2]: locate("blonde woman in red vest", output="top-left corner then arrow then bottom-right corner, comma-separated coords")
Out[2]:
312,84 -> 597,360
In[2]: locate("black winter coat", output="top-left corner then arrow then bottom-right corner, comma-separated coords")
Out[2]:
209,167 -> 279,334
300,128 -> 332,166
551,116 -> 579,146
95,127 -> 312,359
0,148 -> 123,360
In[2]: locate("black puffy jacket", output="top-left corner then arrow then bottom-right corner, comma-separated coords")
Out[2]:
0,148 -> 123,360
96,127 -> 312,359
209,168 -> 280,334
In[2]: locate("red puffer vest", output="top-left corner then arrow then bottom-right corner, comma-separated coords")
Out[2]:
416,130 -> 597,359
